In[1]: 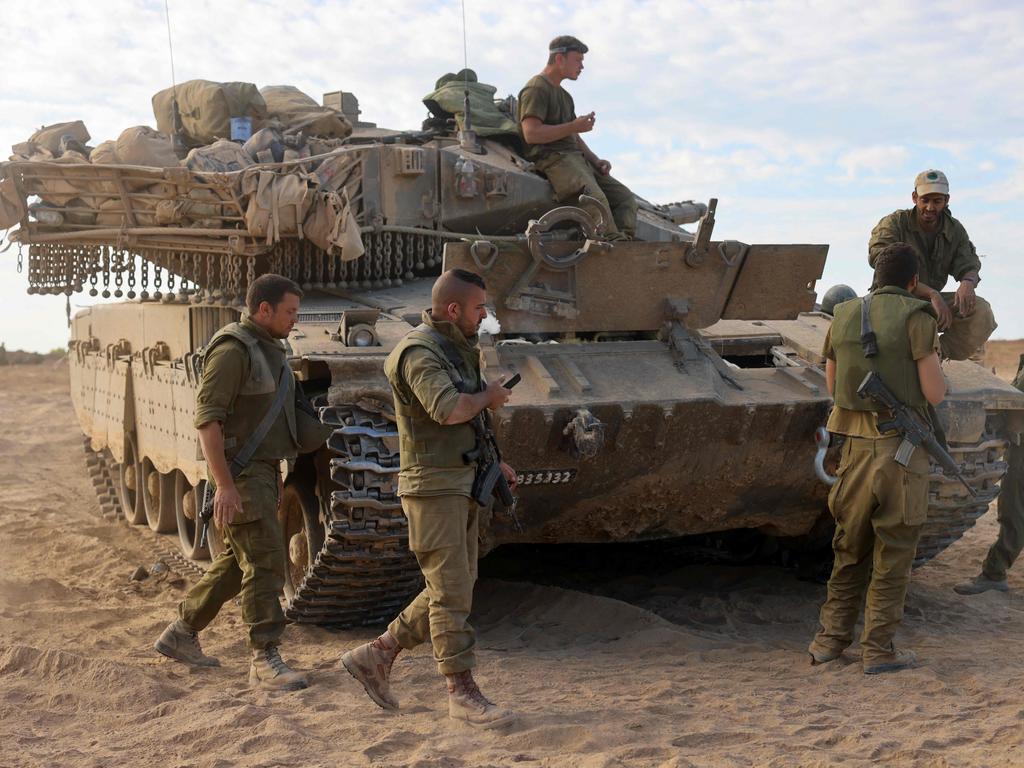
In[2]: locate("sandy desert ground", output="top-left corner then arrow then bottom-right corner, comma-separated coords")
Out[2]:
2,350 -> 1023,768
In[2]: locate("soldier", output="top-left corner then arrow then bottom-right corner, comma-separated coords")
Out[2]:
518,35 -> 638,241
808,242 -> 947,674
868,170 -> 997,360
955,354 -> 1024,595
154,274 -> 330,690
341,268 -> 517,729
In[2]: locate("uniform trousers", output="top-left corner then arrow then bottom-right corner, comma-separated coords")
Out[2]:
536,151 -> 637,240
810,436 -> 928,666
937,292 -> 996,361
179,462 -> 286,649
982,442 -> 1024,581
389,495 -> 479,676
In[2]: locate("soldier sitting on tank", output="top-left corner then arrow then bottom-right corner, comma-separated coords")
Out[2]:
868,170 -> 997,361
518,35 -> 638,241
808,242 -> 946,675
154,274 -> 331,691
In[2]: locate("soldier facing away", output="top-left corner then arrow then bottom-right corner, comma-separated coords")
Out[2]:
154,274 -> 331,690
518,35 -> 638,241
955,354 -> 1024,595
341,268 -> 518,728
808,242 -> 946,674
868,169 -> 997,361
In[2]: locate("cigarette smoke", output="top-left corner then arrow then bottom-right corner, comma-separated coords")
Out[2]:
479,311 -> 501,336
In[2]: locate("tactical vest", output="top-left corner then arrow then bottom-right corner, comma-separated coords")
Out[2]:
831,287 -> 932,411
204,321 -> 298,462
384,322 -> 482,472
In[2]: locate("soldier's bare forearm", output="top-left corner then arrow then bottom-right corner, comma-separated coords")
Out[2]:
197,422 -> 235,489
443,392 -> 491,425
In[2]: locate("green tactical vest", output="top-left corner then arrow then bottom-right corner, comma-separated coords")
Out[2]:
205,320 -> 298,463
384,316 -> 482,472
831,287 -> 933,411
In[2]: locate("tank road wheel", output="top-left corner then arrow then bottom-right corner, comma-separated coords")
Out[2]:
142,458 -> 178,533
279,481 -> 326,601
117,434 -> 146,525
174,472 -> 211,561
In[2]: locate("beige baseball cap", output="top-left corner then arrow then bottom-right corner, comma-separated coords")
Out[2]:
915,169 -> 949,196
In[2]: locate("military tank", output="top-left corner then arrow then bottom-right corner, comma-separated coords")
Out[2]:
3,77 -> 1022,627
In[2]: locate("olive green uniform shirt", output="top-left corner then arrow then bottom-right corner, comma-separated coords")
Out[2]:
390,314 -> 482,497
193,318 -> 296,465
823,311 -> 939,438
868,208 -> 981,292
518,74 -> 578,161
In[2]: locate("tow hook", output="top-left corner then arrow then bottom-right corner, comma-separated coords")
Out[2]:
814,426 -> 837,486
563,408 -> 605,459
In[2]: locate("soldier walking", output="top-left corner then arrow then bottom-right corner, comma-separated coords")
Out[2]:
341,268 -> 518,728
154,274 -> 330,690
808,243 -> 947,674
955,355 -> 1024,595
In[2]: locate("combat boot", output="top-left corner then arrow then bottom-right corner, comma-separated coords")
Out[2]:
249,645 -> 308,691
863,648 -> 917,675
446,670 -> 516,729
154,618 -> 220,667
341,631 -> 401,710
808,646 -> 843,666
954,573 -> 1009,595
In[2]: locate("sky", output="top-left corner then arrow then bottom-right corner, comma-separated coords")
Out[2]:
1,0 -> 1021,352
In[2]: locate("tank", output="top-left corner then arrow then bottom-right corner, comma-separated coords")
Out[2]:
3,82 -> 1023,628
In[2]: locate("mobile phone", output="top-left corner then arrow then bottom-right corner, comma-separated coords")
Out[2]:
503,373 -> 522,389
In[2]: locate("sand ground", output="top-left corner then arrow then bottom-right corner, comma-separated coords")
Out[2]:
2,352 -> 1023,768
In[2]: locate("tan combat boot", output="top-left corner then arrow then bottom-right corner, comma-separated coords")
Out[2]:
154,619 -> 220,667
341,631 -> 401,710
864,648 -> 917,675
446,670 -> 516,729
249,645 -> 309,691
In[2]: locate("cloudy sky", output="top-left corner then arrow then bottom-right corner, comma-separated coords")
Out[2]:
1,0 -> 1021,351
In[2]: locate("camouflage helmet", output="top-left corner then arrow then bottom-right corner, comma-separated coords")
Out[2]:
820,284 -> 857,316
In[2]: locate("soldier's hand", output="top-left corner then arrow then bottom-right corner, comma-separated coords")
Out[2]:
953,281 -> 976,317
930,292 -> 953,332
485,378 -> 512,410
213,484 -> 243,527
500,461 -> 518,491
573,112 -> 596,134
595,159 -> 611,175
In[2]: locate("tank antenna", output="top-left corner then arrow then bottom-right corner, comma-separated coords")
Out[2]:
458,0 -> 481,153
163,0 -> 186,156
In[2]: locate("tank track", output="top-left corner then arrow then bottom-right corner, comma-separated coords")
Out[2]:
283,404 -> 423,626
916,429 -> 1008,566
82,438 -> 208,580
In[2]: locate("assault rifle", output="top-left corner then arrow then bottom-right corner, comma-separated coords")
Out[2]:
463,373 -> 524,533
856,371 -> 976,497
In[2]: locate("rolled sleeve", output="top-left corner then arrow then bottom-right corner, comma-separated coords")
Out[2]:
193,341 -> 247,429
821,326 -> 835,361
401,347 -> 462,424
908,312 -> 940,360
518,85 -> 550,123
949,225 -> 982,281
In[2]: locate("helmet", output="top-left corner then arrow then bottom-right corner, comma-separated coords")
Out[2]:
820,284 -> 858,316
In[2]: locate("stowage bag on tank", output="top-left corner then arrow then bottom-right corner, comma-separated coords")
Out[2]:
422,69 -> 519,138
153,80 -> 267,147
260,85 -> 352,139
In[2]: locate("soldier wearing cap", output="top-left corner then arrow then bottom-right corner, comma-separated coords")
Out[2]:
517,35 -> 638,241
955,354 -> 1024,595
868,170 -> 997,360
808,242 -> 946,674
